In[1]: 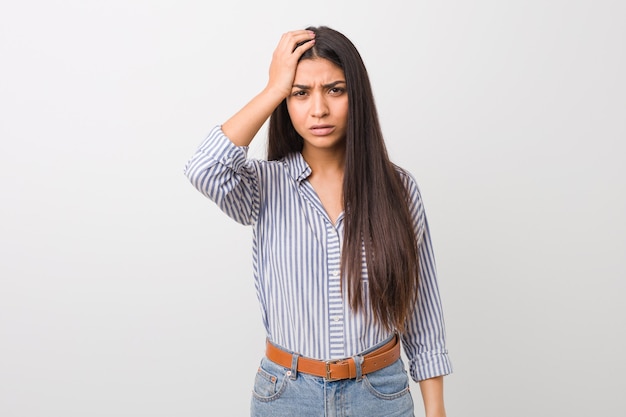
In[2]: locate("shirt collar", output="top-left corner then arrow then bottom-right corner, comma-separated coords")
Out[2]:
284,152 -> 311,183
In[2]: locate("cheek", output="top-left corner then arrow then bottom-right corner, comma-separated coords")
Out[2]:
287,103 -> 305,125
336,101 -> 349,123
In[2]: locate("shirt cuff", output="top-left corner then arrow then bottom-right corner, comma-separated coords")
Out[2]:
409,349 -> 453,382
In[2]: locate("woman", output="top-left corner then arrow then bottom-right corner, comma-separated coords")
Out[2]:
184,26 -> 452,417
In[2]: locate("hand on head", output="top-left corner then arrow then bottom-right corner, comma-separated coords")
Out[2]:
267,30 -> 316,99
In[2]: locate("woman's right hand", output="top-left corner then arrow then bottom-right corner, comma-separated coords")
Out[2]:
220,30 -> 316,147
266,30 -> 316,99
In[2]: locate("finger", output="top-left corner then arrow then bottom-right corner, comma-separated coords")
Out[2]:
281,29 -> 315,41
292,37 -> 316,56
277,30 -> 315,53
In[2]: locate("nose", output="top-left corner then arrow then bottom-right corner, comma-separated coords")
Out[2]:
310,92 -> 329,118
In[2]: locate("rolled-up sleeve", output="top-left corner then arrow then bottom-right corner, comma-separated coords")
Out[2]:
183,125 -> 260,226
400,172 -> 453,382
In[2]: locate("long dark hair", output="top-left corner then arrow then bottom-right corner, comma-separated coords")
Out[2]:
268,26 -> 419,331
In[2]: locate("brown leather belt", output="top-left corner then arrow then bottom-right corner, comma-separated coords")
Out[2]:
265,333 -> 401,381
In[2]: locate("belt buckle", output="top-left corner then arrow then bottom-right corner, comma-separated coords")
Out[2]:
325,360 -> 340,382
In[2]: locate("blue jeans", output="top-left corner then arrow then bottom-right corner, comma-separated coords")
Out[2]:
250,353 -> 414,416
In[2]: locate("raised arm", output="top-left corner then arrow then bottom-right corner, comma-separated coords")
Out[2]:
221,30 -> 316,146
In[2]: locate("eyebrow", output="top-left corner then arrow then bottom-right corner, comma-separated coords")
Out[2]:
292,80 -> 347,90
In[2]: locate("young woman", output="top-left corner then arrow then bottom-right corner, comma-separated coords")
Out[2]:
184,26 -> 452,417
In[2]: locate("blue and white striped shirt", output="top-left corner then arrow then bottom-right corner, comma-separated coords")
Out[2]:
184,126 -> 452,381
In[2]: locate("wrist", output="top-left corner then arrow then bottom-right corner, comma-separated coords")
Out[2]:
262,84 -> 290,104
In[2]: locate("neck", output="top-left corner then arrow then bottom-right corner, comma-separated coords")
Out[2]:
301,145 -> 346,176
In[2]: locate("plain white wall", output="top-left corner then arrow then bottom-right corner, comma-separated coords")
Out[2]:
1,1 -> 624,416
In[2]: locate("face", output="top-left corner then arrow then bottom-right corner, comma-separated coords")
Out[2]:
287,58 -> 349,154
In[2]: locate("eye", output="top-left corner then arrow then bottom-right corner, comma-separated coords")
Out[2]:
291,90 -> 307,97
328,87 -> 346,96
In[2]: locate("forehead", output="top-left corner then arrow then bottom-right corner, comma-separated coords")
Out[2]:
293,58 -> 345,84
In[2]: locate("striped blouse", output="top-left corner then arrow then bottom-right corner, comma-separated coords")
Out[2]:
184,126 -> 452,382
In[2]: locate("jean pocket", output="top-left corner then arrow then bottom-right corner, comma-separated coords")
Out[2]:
251,358 -> 289,402
362,358 -> 411,400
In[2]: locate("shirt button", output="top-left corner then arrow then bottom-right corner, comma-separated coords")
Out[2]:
333,316 -> 340,322
332,271 -> 339,277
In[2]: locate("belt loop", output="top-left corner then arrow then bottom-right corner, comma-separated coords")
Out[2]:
354,355 -> 364,382
290,353 -> 299,380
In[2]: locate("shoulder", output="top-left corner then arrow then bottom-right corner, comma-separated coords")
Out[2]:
394,164 -> 423,203
254,153 -> 297,172
393,165 -> 428,241
248,153 -> 308,188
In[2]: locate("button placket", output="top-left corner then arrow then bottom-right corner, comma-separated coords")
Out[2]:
326,225 -> 344,358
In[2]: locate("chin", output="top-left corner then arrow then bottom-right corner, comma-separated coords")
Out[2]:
304,136 -> 345,150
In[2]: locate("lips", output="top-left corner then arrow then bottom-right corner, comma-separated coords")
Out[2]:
309,125 -> 335,136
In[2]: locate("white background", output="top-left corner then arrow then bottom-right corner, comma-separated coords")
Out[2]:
1,1 -> 625,416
